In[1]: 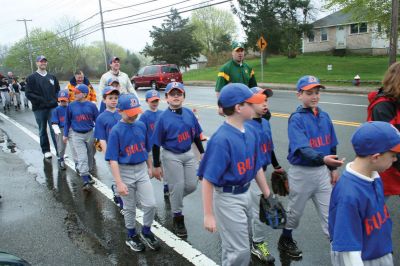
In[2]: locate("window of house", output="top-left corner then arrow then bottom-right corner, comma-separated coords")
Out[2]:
350,23 -> 368,34
308,31 -> 315,42
350,23 -> 359,34
377,23 -> 382,33
321,28 -> 328,41
359,23 -> 367,33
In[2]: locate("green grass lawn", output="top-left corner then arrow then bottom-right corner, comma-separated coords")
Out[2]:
183,54 -> 395,85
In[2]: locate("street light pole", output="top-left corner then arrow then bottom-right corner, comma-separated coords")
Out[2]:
98,0 -> 108,71
17,19 -> 33,73
389,0 -> 398,66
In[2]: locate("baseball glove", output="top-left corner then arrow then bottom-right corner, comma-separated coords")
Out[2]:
271,170 -> 289,196
259,194 -> 287,229
94,139 -> 102,152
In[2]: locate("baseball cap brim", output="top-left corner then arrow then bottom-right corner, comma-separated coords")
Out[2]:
167,88 -> 184,94
147,96 -> 160,102
123,107 -> 143,117
233,47 -> 244,51
301,84 -> 326,91
391,143 -> 400,153
245,93 -> 266,104
103,89 -> 120,95
58,97 -> 68,101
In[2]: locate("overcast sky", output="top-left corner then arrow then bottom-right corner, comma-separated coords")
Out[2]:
0,0 -> 331,53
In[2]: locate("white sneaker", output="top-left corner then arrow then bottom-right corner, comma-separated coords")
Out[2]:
44,152 -> 52,159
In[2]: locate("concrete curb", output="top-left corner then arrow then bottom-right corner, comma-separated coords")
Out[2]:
184,80 -> 375,95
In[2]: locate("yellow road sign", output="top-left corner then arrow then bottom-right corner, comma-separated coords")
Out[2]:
257,36 -> 267,51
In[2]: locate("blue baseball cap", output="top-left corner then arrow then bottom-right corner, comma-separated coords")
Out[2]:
165,82 -> 185,94
145,90 -> 160,102
250,87 -> 273,98
102,86 -> 120,96
58,89 -> 69,101
219,83 -> 266,108
296,75 -> 325,92
75,84 -> 89,94
107,77 -> 119,86
109,56 -> 120,64
351,121 -> 400,156
118,93 -> 142,117
36,55 -> 47,62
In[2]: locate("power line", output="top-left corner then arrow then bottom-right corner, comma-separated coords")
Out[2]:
103,0 -> 161,13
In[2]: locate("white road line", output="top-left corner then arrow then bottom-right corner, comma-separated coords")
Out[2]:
0,112 -> 218,266
319,101 -> 367,107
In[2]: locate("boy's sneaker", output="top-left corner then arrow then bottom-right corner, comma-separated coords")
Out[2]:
44,152 -> 52,159
251,241 -> 275,263
140,231 -> 161,250
82,182 -> 92,191
126,235 -> 145,252
88,176 -> 95,184
163,185 -> 170,199
278,235 -> 302,258
58,160 -> 66,170
172,215 -> 187,238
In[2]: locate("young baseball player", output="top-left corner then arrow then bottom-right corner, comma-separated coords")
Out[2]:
51,89 -> 69,170
199,83 -> 274,266
63,84 -> 99,190
105,93 -> 161,252
99,77 -> 120,113
152,82 -> 204,237
278,75 -> 344,258
139,90 -> 169,198
329,121 -> 400,266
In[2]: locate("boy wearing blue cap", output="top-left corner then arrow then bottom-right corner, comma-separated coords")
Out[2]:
139,90 -> 169,198
329,121 -> 400,266
63,84 -> 99,190
105,93 -> 160,252
199,83 -> 273,266
278,75 -> 344,259
152,82 -> 204,237
51,89 -> 69,170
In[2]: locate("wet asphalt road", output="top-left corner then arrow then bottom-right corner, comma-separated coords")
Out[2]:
1,85 -> 400,266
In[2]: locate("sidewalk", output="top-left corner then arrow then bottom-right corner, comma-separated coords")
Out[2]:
184,80 -> 374,95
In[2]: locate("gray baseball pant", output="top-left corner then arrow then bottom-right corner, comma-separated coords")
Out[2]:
214,188 -> 252,266
119,163 -> 157,229
56,127 -> 66,159
161,149 -> 198,214
68,130 -> 78,163
331,251 -> 393,266
1,91 -> 10,108
250,179 -> 270,243
70,129 -> 95,177
285,165 -> 332,237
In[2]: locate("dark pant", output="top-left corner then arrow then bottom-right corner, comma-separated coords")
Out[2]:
33,108 -> 57,154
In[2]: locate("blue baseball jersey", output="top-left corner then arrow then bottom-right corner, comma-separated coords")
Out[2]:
139,109 -> 163,145
94,110 -> 121,142
51,105 -> 67,128
287,106 -> 338,165
198,122 -> 264,187
105,120 -> 150,164
99,101 -> 106,113
246,118 -> 274,167
64,101 -> 99,137
329,165 -> 392,260
152,107 -> 202,153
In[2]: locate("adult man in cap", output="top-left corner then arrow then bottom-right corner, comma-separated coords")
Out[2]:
215,42 -> 258,97
99,56 -> 138,98
26,55 -> 60,159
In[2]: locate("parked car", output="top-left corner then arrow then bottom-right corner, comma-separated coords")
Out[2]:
130,64 -> 183,90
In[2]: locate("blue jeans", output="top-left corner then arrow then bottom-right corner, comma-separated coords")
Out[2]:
33,108 -> 57,155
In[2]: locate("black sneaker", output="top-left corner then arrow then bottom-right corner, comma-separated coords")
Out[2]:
126,235 -> 145,252
82,182 -> 92,191
278,235 -> 302,259
251,241 -> 275,263
173,215 -> 187,238
88,176 -> 95,184
58,160 -> 66,170
140,231 -> 160,250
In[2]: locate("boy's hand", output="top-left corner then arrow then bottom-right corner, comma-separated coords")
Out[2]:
63,136 -> 68,144
204,214 -> 217,233
51,124 -> 61,135
153,167 -> 163,179
323,155 -> 345,168
117,182 -> 128,196
330,170 -> 340,186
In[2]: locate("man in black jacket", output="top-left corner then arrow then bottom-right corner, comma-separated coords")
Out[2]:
26,55 -> 60,159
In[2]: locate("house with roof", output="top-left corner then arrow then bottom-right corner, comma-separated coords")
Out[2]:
303,9 -> 393,55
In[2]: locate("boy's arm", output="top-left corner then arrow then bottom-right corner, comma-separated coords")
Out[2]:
255,168 -> 271,198
202,179 -> 217,233
110,160 -> 128,196
99,140 -> 107,154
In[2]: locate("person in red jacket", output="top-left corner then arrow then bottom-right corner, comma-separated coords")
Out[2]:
368,62 -> 400,197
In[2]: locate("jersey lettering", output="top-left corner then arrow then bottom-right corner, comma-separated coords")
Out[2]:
237,155 -> 255,175
364,205 -> 390,236
75,114 -> 91,122
178,131 -> 190,143
125,142 -> 146,156
309,134 -> 331,148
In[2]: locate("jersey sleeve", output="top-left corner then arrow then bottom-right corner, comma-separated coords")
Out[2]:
151,117 -> 164,147
105,129 -> 120,161
193,112 -> 203,138
94,116 -> 106,140
288,114 -> 311,153
248,67 -> 257,88
51,108 -> 59,124
197,141 -> 230,185
330,202 -> 363,252
215,65 -> 229,92
92,103 -> 99,120
64,105 -> 72,137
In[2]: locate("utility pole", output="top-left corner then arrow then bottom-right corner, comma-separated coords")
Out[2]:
17,19 -> 33,73
98,0 -> 108,71
389,0 -> 398,66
